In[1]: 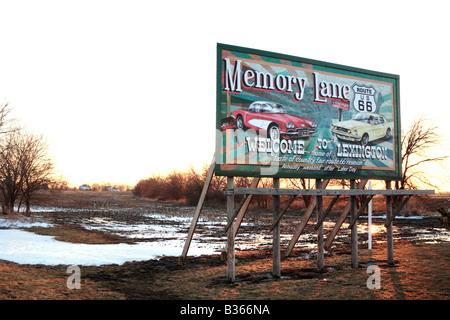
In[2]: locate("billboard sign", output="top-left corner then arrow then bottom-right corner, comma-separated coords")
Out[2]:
215,44 -> 401,180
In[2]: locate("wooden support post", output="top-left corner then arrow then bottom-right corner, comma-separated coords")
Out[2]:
386,180 -> 394,266
272,178 -> 281,278
178,156 -> 215,266
316,179 -> 324,271
284,179 -> 330,258
350,180 -> 358,268
226,176 -> 235,282
324,179 -> 368,251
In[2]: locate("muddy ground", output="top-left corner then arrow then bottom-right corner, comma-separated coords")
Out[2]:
0,190 -> 449,303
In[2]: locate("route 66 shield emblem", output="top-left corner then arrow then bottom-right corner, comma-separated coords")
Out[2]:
352,84 -> 377,113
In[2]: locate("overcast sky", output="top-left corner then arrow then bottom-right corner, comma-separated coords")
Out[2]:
0,0 -> 448,189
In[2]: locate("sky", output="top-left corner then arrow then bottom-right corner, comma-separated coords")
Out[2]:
0,0 -> 449,190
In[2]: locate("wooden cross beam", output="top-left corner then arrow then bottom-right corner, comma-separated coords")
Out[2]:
228,188 -> 434,196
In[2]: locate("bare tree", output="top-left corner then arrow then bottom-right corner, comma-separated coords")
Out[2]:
0,103 -> 13,134
163,170 -> 186,200
0,103 -> 21,214
0,131 -> 25,214
49,175 -> 69,190
0,130 -> 54,214
396,115 -> 448,190
182,164 -> 204,205
19,132 -> 55,213
253,178 -> 272,208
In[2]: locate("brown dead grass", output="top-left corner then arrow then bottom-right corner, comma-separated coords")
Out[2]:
0,190 -> 448,300
0,260 -> 124,299
0,241 -> 448,300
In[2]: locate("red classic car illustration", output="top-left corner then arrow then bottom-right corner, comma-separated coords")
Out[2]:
230,101 -> 317,140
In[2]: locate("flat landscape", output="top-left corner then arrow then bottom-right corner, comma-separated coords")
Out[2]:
0,190 -> 449,300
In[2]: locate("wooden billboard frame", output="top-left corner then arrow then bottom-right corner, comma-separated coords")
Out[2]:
178,158 -> 434,282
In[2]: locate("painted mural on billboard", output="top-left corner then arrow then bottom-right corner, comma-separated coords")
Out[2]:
215,44 -> 401,180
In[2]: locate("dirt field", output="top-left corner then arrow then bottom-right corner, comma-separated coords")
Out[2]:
0,190 -> 449,302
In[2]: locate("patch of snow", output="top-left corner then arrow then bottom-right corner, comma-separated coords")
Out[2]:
14,204 -> 137,214
15,205 -> 62,213
359,215 -> 431,220
0,229 -> 221,266
83,221 -> 182,240
0,217 -> 53,229
80,217 -> 186,240
143,213 -> 193,223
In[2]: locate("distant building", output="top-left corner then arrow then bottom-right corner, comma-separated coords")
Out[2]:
105,186 -> 120,192
79,184 -> 91,191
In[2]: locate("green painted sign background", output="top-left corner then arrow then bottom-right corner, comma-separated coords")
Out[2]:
215,44 -> 401,181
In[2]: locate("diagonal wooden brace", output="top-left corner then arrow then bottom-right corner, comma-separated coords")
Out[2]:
269,195 -> 296,232
324,179 -> 368,251
384,194 -> 412,227
284,179 -> 329,258
347,194 -> 375,229
314,195 -> 340,231
224,195 -> 247,233
233,177 -> 260,237
178,155 -> 215,266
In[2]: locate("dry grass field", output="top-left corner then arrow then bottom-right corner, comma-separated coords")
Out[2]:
0,190 -> 448,304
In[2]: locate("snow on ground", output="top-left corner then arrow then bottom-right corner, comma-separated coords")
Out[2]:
0,229 -> 221,266
14,204 -> 99,213
0,205 -> 448,266
359,214 -> 436,220
0,210 -> 225,265
80,216 -> 187,240
0,217 -> 53,229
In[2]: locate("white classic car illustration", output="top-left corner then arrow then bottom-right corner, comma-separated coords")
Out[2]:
330,112 -> 393,147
